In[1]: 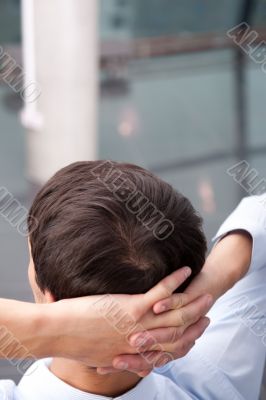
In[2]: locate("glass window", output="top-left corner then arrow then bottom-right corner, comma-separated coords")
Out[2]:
252,0 -> 266,28
0,0 -> 21,43
157,158 -> 240,244
247,60 -> 266,147
100,0 -> 243,39
99,50 -> 237,167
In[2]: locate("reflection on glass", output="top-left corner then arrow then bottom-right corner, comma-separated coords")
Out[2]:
197,178 -> 216,215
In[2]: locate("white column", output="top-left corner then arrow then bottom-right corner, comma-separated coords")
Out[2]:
21,0 -> 98,185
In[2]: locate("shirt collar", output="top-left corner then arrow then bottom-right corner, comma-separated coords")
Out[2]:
17,359 -> 161,400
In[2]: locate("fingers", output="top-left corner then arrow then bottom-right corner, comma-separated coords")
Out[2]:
135,317 -> 210,352
129,316 -> 210,353
98,318 -> 210,376
97,366 -> 152,377
153,292 -> 193,314
111,351 -> 173,372
181,317 -> 210,344
137,370 -> 151,377
141,267 -> 192,314
162,317 -> 210,357
100,318 -> 210,375
174,294 -> 212,327
140,317 -> 210,355
132,294 -> 213,342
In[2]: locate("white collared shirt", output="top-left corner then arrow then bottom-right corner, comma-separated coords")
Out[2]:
1,194 -> 266,400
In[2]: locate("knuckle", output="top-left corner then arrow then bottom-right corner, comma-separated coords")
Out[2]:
178,310 -> 187,326
174,295 -> 183,309
164,286 -> 172,298
170,328 -> 182,344
187,315 -> 198,327
157,286 -> 171,302
163,276 -> 174,297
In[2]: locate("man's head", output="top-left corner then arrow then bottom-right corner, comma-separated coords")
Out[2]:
28,161 -> 207,302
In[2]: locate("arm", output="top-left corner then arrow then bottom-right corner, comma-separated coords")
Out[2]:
0,267 -> 210,367
106,231 -> 251,375
167,195 -> 266,400
184,192 -> 266,303
2,195 -> 261,373
184,230 -> 252,302
148,194 -> 264,329
112,194 -> 264,373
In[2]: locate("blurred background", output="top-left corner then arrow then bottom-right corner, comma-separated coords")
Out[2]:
0,0 -> 266,396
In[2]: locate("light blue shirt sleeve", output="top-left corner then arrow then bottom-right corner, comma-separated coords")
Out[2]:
0,380 -> 16,399
213,193 -> 266,272
159,194 -> 266,400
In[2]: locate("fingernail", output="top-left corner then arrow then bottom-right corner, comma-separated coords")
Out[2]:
157,359 -> 167,367
159,305 -> 167,313
156,355 -> 172,367
116,362 -> 128,370
184,267 -> 192,278
134,335 -> 147,347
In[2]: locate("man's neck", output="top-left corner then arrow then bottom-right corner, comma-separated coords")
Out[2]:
50,358 -> 142,398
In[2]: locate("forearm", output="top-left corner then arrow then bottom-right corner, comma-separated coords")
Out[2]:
0,299 -> 51,359
185,230 -> 252,302
0,267 -> 207,370
0,298 -> 110,362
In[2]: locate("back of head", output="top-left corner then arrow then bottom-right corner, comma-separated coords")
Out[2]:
28,161 -> 207,301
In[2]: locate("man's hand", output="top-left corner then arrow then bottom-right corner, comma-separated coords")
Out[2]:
0,232 -> 252,376
0,267 -> 211,370
101,230 -> 252,376
155,230 -> 252,310
95,268 -> 212,376
37,266 -> 211,372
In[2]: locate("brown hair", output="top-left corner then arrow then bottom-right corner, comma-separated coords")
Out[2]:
28,161 -> 206,300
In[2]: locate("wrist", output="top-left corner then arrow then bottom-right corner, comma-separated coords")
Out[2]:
39,298 -> 102,360
35,301 -> 74,358
23,303 -> 56,358
185,230 -> 252,303
0,300 -> 52,359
